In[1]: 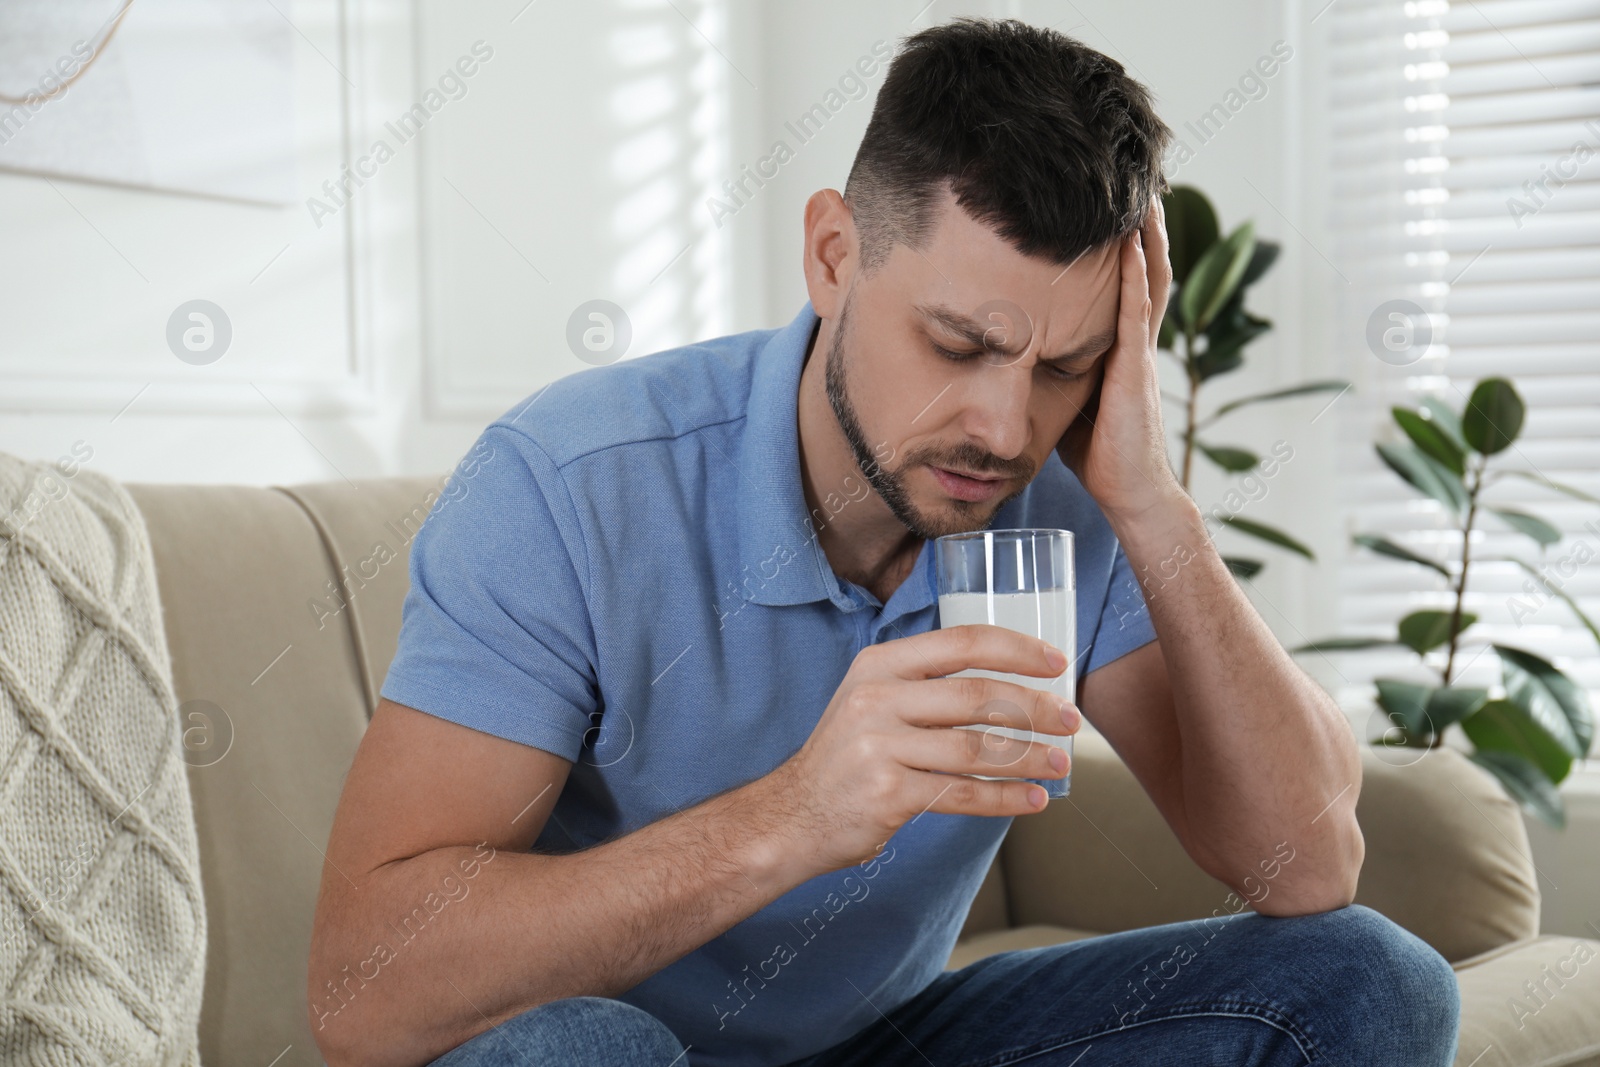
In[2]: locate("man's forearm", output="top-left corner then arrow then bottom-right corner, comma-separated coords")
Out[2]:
1110,491 -> 1364,914
310,774 -> 804,1067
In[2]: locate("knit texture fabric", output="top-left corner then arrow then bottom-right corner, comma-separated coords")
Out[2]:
0,454 -> 206,1066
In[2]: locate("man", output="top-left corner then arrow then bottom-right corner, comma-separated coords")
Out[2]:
309,17 -> 1461,1067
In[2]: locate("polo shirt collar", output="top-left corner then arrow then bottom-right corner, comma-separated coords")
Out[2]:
736,300 -> 835,607
736,299 -> 944,618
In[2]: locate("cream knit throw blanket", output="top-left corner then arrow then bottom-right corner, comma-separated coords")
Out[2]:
0,454 -> 206,1066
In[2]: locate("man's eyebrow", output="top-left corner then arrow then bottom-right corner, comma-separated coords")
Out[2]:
915,303 -> 1117,365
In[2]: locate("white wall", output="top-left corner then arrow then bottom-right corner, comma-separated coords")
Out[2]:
0,0 -> 769,487
2,0 -> 394,484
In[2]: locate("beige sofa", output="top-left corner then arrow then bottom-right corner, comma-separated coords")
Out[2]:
117,475 -> 1600,1067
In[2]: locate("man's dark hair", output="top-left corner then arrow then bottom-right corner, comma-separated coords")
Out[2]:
844,17 -> 1172,276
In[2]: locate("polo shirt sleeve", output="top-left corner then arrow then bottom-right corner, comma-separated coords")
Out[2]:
379,423 -> 598,762
1082,539 -> 1158,675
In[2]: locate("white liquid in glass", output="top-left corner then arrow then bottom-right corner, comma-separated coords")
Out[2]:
937,589 -> 1076,787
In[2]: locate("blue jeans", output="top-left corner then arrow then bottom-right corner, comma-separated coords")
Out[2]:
425,903 -> 1460,1066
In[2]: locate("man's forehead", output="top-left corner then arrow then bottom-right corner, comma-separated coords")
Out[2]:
864,191 -> 1123,359
919,227 -> 1117,304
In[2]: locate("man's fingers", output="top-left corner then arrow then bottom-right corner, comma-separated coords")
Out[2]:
1144,196 -> 1173,346
885,623 -> 1067,683
909,769 -> 1050,818
896,723 -> 1071,780
899,675 -> 1078,736
1118,229 -> 1152,346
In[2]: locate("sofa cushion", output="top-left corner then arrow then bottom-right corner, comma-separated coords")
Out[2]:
1452,935 -> 1600,1067
126,482 -> 376,1067
0,455 -> 206,1065
1353,747 -> 1543,964
126,475 -> 459,1067
1000,727 -> 1541,964
274,477 -> 443,708
1000,728 -> 1250,933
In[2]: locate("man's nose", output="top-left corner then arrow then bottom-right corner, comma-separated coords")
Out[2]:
958,363 -> 1033,462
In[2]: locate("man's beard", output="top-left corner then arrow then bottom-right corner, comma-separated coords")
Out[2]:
821,289 -> 1033,541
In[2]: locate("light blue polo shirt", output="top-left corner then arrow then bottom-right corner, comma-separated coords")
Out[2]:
379,298 -> 1158,1067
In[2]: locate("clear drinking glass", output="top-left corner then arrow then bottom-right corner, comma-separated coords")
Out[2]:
934,529 -> 1077,799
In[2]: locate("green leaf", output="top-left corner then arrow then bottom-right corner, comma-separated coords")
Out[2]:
1392,406 -> 1465,476
1217,515 -> 1315,559
1462,697 -> 1575,786
1428,686 -> 1490,731
1375,443 -> 1469,514
1290,636 -> 1405,654
1194,295 -> 1271,380
1181,221 -> 1257,333
1353,533 -> 1452,578
1372,682 -> 1484,740
1469,750 -> 1566,829
1496,469 -> 1600,505
1162,185 -> 1220,287
1488,507 -> 1562,546
1196,442 -> 1259,472
1194,346 -> 1246,381
1206,380 -> 1349,423
1492,556 -> 1600,651
1462,378 -> 1525,455
1493,644 -> 1594,759
1223,556 -> 1264,578
1398,609 -> 1475,655
1375,678 -> 1432,736
1420,395 -> 1468,454
1238,239 -> 1280,289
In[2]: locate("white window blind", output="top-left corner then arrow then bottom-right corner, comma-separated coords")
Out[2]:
1326,0 -> 1600,757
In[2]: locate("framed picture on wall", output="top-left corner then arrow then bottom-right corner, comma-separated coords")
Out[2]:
0,0 -> 296,204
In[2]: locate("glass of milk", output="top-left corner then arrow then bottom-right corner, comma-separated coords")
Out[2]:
934,529 -> 1076,799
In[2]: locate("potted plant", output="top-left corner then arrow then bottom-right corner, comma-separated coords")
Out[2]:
1293,377 -> 1598,827
1158,185 -> 1349,578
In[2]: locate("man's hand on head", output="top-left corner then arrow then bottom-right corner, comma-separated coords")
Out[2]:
1054,196 -> 1187,524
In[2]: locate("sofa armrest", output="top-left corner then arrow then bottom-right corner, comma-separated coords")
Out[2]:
1000,729 -> 1539,963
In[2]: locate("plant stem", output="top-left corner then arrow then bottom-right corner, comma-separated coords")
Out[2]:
1441,455 -> 1484,693
1181,331 -> 1198,492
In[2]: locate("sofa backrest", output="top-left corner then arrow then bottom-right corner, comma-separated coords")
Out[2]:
998,727 -> 1541,963
128,477 -> 439,1067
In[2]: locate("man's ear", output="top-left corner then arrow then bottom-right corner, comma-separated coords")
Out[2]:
801,189 -> 854,321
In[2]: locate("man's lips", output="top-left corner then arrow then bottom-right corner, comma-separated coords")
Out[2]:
929,465 -> 1007,503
